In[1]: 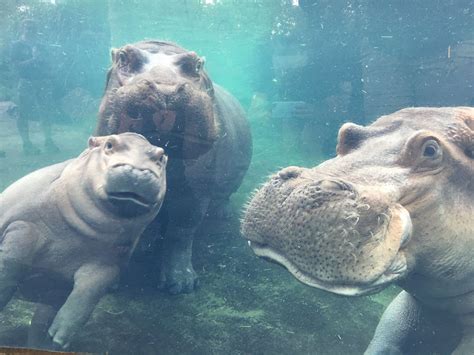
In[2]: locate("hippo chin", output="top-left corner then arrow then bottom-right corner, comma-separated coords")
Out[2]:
242,107 -> 474,354
0,133 -> 167,349
96,40 -> 252,294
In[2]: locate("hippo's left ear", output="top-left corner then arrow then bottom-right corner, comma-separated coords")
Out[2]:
110,48 -> 119,62
463,115 -> 474,131
462,114 -> 474,159
197,56 -> 206,72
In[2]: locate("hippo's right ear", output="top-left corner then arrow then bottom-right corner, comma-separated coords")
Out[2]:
337,122 -> 367,156
88,137 -> 103,148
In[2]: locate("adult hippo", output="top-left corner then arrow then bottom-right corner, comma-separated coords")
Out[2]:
96,40 -> 252,294
242,107 -> 474,354
0,133 -> 167,349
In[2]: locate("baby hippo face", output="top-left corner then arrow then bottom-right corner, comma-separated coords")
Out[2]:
87,133 -> 167,217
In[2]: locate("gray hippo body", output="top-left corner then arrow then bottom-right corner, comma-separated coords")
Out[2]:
96,40 -> 252,294
242,107 -> 474,354
0,133 -> 167,349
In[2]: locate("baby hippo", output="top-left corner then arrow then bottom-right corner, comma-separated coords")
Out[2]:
0,133 -> 167,349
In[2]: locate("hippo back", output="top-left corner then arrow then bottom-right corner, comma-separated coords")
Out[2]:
0,161 -> 69,235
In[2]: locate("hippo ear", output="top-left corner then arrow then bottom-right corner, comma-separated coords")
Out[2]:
337,123 -> 367,156
88,136 -> 103,148
112,45 -> 146,72
197,56 -> 206,72
111,48 -> 118,62
464,116 -> 474,131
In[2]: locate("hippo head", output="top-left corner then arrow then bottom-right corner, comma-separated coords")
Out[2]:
97,41 -> 218,159
242,107 -> 474,296
81,133 -> 167,218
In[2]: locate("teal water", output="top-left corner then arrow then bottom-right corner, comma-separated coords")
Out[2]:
0,1 -> 472,354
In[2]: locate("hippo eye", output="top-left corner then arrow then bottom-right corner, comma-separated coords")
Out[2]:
105,141 -> 113,150
118,51 -> 127,66
465,147 -> 474,159
422,139 -> 441,159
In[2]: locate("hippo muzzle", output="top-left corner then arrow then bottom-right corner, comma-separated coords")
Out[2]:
105,163 -> 164,217
242,165 -> 413,296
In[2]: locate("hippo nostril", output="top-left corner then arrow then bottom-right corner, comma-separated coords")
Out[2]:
278,166 -> 304,180
320,180 -> 341,191
176,83 -> 188,94
319,179 -> 352,192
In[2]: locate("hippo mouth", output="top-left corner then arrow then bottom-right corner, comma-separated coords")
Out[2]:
143,129 -> 215,147
107,191 -> 152,207
105,164 -> 163,216
248,241 -> 409,296
243,194 -> 413,296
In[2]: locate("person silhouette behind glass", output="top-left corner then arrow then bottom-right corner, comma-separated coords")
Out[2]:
10,19 -> 59,155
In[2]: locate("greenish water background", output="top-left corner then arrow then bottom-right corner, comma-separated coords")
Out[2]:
0,1 -> 472,354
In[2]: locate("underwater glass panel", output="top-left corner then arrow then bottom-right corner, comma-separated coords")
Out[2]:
0,0 -> 473,353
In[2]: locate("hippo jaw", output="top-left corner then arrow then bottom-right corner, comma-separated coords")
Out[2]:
246,206 -> 412,296
242,168 -> 414,296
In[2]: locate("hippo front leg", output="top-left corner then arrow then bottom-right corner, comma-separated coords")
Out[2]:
157,198 -> 209,294
453,323 -> 474,355
366,291 -> 460,355
48,263 -> 119,349
207,197 -> 233,219
157,224 -> 199,294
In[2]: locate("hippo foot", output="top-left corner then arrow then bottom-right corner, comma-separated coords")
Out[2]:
47,313 -> 76,350
44,139 -> 60,154
207,199 -> 234,220
157,260 -> 199,294
364,345 -> 403,355
23,141 -> 40,156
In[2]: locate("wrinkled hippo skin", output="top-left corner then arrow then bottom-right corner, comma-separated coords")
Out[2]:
0,133 -> 167,349
96,41 -> 252,294
242,107 -> 474,354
